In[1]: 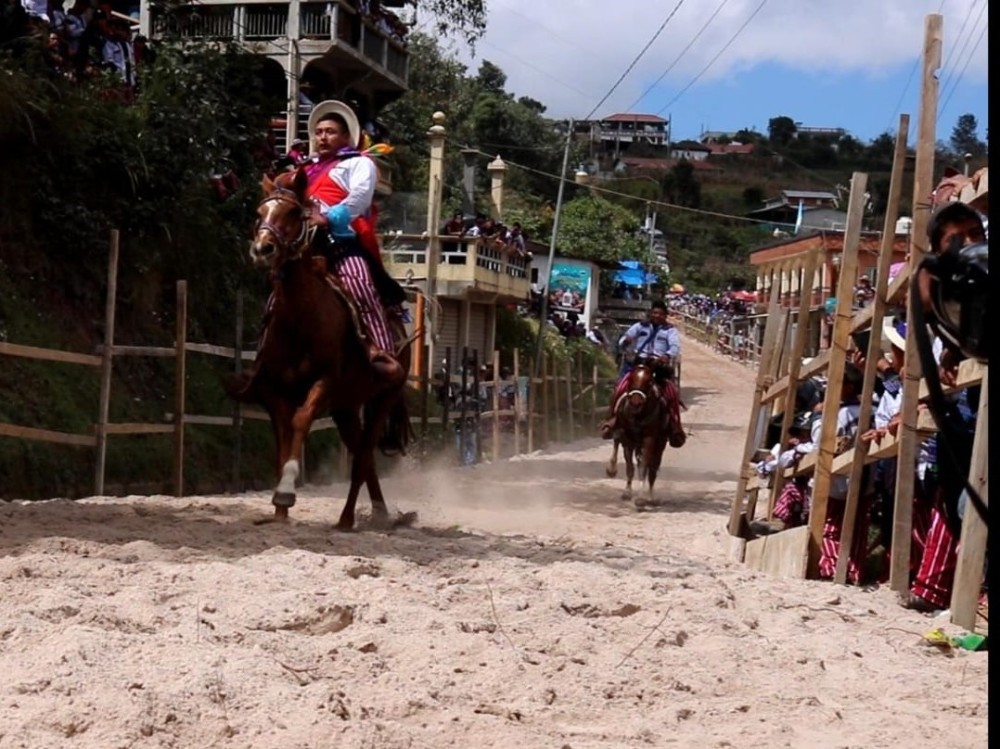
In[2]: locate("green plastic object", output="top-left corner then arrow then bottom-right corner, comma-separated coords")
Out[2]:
950,633 -> 988,651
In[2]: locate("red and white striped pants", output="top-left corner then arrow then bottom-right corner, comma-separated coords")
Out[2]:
818,496 -> 869,583
331,254 -> 394,353
910,483 -> 958,609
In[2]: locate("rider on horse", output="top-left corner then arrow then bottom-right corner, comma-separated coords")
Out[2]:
600,299 -> 682,440
303,100 -> 406,386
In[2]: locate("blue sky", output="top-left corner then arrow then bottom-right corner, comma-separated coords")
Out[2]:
445,0 -> 988,146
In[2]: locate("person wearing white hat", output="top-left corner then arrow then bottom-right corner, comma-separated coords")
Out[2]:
302,100 -> 404,384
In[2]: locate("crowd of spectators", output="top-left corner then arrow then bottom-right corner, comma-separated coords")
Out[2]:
441,211 -> 531,261
11,0 -> 150,98
355,0 -> 407,44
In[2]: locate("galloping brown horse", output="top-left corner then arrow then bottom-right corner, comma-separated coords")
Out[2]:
228,168 -> 411,529
604,362 -> 675,507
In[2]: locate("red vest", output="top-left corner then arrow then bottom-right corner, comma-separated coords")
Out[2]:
305,157 -> 384,269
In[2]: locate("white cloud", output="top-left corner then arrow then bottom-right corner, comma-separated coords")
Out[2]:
444,0 -> 988,119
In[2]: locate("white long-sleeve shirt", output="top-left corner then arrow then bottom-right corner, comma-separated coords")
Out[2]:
314,156 -> 377,221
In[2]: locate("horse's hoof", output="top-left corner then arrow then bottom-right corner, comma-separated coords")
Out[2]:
254,505 -> 290,525
272,493 -> 295,509
605,466 -> 618,478
394,510 -> 418,527
621,491 -> 632,501
334,520 -> 356,533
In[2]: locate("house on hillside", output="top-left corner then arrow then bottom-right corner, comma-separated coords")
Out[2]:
705,142 -> 756,156
747,189 -> 845,232
669,141 -> 712,161
748,227 -> 909,352
574,114 -> 670,155
139,0 -> 412,155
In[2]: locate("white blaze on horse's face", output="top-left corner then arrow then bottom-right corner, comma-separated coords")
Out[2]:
249,198 -> 284,268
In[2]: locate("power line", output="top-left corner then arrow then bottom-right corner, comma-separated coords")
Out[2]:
654,0 -> 769,117
622,0 -> 730,114
939,0 -> 981,77
937,0 -> 987,117
937,18 -> 987,121
478,39 -> 597,99
460,146 -> 802,229
582,0 -> 687,120
884,0 -> 947,134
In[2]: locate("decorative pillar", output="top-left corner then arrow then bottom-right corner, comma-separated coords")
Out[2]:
425,111 -> 447,368
487,156 -> 507,220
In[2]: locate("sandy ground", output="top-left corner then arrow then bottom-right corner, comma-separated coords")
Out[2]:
0,336 -> 987,749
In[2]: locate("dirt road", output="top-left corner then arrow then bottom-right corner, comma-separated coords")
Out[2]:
0,335 -> 986,748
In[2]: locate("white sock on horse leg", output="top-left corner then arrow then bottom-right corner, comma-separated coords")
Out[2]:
277,459 -> 300,494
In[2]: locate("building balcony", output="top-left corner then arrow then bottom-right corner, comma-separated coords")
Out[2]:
145,0 -> 408,92
381,235 -> 531,302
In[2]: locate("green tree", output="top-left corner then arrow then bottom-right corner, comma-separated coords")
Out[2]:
949,113 -> 986,160
660,160 -> 701,208
767,116 -> 797,145
555,196 -> 648,265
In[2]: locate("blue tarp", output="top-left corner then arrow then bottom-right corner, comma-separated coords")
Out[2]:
612,260 -> 657,286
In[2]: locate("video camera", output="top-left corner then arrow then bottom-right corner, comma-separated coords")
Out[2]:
920,238 -> 988,363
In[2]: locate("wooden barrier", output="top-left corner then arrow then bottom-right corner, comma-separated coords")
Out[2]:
730,76 -> 988,632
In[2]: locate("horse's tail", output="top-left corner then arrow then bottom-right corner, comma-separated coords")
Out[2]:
377,397 -> 414,457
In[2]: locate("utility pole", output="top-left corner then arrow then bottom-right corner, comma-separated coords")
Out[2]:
531,119 -> 576,382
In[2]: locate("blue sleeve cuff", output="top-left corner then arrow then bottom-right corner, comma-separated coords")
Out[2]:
324,204 -> 355,238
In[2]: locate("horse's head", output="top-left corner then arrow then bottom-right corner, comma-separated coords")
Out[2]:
624,363 -> 657,411
249,169 -> 312,269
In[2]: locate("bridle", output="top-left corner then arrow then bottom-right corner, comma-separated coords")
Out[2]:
252,187 -> 311,260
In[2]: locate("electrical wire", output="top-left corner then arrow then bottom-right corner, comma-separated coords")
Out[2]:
654,0 -> 769,117
582,0 -> 687,120
884,0 -> 948,133
621,0 -> 730,114
937,0 -> 988,122
460,146 -> 851,230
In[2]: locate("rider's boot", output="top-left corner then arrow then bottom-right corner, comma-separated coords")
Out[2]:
366,339 -> 406,387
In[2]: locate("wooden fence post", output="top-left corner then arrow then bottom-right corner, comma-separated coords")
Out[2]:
492,349 -> 501,462
950,368 -> 988,630
891,14 -> 942,592
173,280 -> 188,498
590,364 -> 597,427
565,358 -> 574,439
513,348 -> 521,456
542,352 -> 551,446
94,229 -> 120,496
527,355 -> 535,454
576,352 -> 584,432
232,289 -> 243,492
807,173 -> 867,578
834,114 -> 909,584
552,355 -> 562,443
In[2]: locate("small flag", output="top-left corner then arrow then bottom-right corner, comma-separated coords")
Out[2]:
793,199 -> 805,235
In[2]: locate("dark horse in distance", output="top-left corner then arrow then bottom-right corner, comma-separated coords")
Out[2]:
605,359 -> 683,508
228,168 -> 412,529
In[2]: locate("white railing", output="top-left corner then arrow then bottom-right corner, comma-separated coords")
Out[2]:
382,235 -> 529,281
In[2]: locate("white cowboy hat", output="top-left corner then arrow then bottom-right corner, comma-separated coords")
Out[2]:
307,99 -> 361,154
883,315 -> 906,351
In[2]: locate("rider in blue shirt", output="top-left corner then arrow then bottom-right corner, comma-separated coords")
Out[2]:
600,300 -> 680,438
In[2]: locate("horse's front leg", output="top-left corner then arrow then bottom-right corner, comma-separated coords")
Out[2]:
272,378 -> 333,518
606,437 -> 620,478
636,435 -> 660,508
622,442 -> 635,501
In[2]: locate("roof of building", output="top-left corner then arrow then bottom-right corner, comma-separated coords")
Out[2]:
671,140 -> 712,152
618,156 -> 722,173
604,113 -> 668,124
706,142 -> 755,155
782,189 -> 837,200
